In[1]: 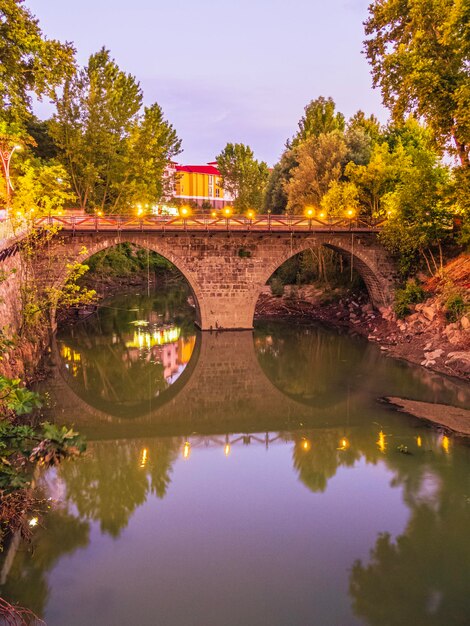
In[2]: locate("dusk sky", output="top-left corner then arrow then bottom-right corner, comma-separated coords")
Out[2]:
28,0 -> 389,166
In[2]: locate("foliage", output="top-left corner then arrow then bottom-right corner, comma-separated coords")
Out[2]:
51,48 -> 181,212
379,124 -> 454,275
444,292 -> 468,321
19,227 -> 97,333
320,181 -> 360,217
85,243 -> 176,278
345,141 -> 404,217
216,143 -> 269,212
291,96 -> 345,147
11,160 -> 76,217
263,150 -> 297,214
364,0 -> 470,168
394,280 -> 426,318
269,276 -> 285,297
285,133 -> 347,213
0,0 -> 75,126
0,376 -> 42,416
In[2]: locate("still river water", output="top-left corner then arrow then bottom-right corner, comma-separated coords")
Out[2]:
2,285 -> 470,626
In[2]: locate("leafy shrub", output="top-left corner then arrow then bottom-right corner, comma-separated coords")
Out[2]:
445,292 -> 468,322
394,280 -> 426,318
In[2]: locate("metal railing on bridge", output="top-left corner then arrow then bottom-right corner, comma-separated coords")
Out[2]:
30,213 -> 386,233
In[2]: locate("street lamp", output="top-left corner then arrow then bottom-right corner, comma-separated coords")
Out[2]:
223,205 -> 232,229
0,143 -> 21,211
304,205 -> 315,229
346,207 -> 356,228
179,205 -> 191,228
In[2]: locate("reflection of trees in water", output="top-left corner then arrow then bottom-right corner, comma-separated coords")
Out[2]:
255,322 -> 470,408
57,438 -> 181,537
292,431 -> 361,492
1,428 -> 469,623
0,507 -> 89,618
349,440 -> 470,625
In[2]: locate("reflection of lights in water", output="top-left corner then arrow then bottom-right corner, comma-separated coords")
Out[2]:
29,517 -> 38,527
183,441 -> 191,459
416,436 -> 422,448
377,431 -> 386,453
140,448 -> 148,468
126,326 -> 181,349
338,437 -> 349,451
61,345 -> 81,362
224,443 -> 231,457
442,436 -> 450,454
301,439 -> 311,452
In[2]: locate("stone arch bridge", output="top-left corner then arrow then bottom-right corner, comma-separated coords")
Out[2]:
29,214 -> 397,330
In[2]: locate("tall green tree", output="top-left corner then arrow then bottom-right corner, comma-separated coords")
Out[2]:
291,96 -> 345,148
263,149 -> 297,214
0,0 -> 75,125
51,48 -> 181,212
364,0 -> 470,168
285,133 -> 347,214
216,143 -> 269,212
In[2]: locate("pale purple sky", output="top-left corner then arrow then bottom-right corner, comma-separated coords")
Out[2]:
28,0 -> 388,166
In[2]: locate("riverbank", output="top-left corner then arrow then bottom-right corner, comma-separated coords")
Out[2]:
255,286 -> 470,381
255,256 -> 470,383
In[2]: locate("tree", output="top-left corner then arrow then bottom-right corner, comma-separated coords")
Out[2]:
0,0 -> 75,125
285,133 -> 347,213
263,149 -> 297,214
51,48 -> 181,212
364,0 -> 470,168
291,96 -> 345,148
345,111 -> 382,166
320,181 -> 360,217
345,141 -> 405,217
216,143 -> 269,212
12,160 -> 75,217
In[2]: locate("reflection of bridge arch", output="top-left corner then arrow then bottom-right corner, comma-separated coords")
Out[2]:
50,331 -> 201,419
44,331 -> 367,440
38,230 -> 397,330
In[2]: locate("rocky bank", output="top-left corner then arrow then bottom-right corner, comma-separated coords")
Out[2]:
255,256 -> 470,382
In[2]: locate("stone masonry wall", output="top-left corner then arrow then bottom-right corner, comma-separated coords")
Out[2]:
36,230 -> 398,331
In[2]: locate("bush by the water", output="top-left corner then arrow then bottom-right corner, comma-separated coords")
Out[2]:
394,280 -> 426,318
270,277 -> 285,297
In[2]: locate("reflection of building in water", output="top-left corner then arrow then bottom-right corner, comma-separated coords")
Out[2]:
60,330 -> 196,387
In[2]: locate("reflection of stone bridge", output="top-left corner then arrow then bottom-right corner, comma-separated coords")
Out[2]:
45,331 -> 368,440
30,218 -> 397,330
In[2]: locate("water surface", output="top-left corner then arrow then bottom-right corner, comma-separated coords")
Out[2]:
1,289 -> 470,626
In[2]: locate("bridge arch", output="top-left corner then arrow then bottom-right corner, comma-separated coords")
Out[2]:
242,233 -> 397,329
48,234 -> 205,328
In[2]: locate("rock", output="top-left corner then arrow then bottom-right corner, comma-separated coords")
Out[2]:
425,349 -> 444,360
445,352 -> 470,374
424,342 -> 433,351
362,303 -> 373,313
422,305 -> 436,321
461,316 -> 470,330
